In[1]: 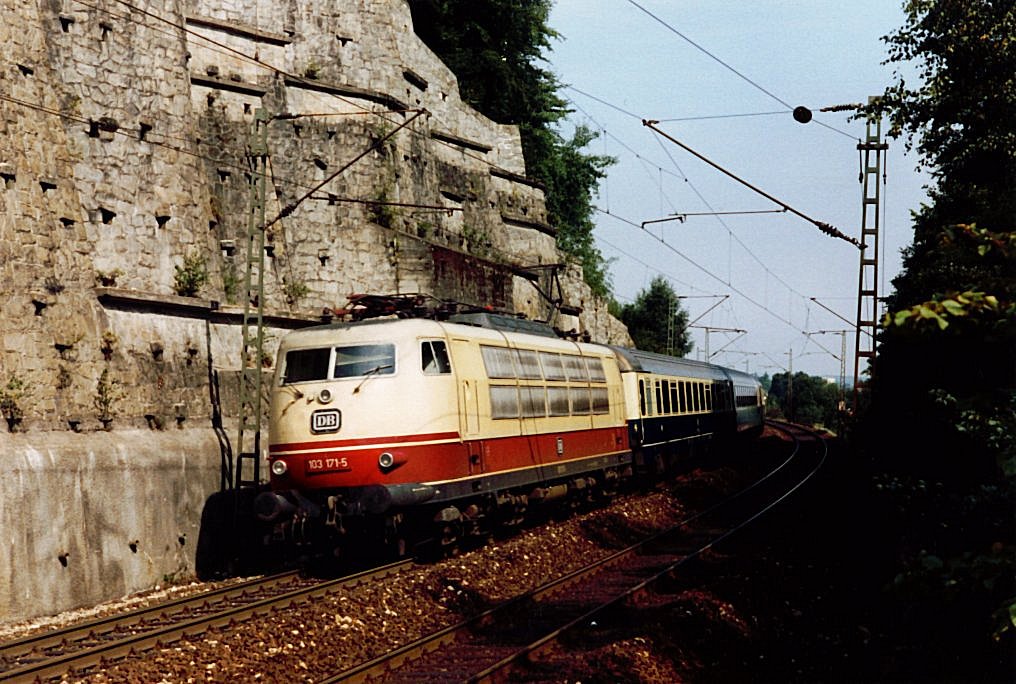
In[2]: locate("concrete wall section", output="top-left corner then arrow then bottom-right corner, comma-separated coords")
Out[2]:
0,429 -> 221,622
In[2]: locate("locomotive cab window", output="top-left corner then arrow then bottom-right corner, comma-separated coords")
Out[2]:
421,340 -> 451,374
333,344 -> 395,379
282,347 -> 331,384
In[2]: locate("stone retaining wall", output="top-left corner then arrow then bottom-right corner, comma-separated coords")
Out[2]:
0,0 -> 630,624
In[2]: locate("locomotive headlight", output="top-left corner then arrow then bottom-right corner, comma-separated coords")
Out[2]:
378,452 -> 395,469
318,388 -> 333,404
271,459 -> 288,476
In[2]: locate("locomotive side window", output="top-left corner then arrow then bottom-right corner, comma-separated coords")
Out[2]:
282,347 -> 331,384
333,344 -> 396,379
548,386 -> 571,416
481,345 -> 516,378
586,357 -> 607,382
571,387 -> 591,415
563,355 -> 589,382
540,352 -> 567,380
515,349 -> 543,379
421,340 -> 451,374
520,385 -> 547,417
638,379 -> 646,416
490,385 -> 520,418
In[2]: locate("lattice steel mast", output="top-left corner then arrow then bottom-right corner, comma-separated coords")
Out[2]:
853,102 -> 887,409
235,108 -> 269,490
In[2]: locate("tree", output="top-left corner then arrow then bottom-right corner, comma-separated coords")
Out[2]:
855,4 -> 1016,674
408,0 -> 616,297
861,0 -> 1016,479
619,277 -> 691,356
767,372 -> 840,427
533,124 -> 615,296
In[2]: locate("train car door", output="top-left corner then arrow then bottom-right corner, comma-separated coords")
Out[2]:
451,338 -> 480,439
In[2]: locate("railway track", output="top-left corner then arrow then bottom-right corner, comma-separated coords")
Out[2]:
0,561 -> 412,682
325,421 -> 828,682
0,423 -> 824,682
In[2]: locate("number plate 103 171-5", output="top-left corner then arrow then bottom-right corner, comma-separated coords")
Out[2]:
310,409 -> 341,433
305,456 -> 351,475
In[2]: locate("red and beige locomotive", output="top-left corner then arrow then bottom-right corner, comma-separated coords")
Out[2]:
255,310 -> 765,558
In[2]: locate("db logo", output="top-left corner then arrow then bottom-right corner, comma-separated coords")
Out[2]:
311,409 -> 341,433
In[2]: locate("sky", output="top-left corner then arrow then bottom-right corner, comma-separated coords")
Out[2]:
545,0 -> 931,383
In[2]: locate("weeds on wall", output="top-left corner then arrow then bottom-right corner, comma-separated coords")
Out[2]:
0,373 -> 28,431
100,331 -> 118,361
368,185 -> 397,228
221,261 -> 239,304
173,251 -> 209,297
44,276 -> 65,294
284,280 -> 310,307
94,368 -> 123,429
95,269 -> 124,287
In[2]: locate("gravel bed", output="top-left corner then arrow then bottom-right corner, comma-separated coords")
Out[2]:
1,461 -> 756,683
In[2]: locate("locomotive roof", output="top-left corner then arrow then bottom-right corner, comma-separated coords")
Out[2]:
279,316 -> 607,354
608,346 -> 735,381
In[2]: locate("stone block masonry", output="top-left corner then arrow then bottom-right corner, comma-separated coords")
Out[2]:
0,0 -> 630,623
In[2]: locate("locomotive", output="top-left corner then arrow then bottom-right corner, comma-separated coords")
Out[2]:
254,310 -> 765,559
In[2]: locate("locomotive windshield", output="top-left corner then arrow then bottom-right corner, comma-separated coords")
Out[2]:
281,344 -> 396,384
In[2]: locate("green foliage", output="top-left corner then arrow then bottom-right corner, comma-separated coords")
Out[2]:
884,290 -> 1008,332
535,125 -> 616,297
408,0 -> 616,298
862,0 -> 1016,443
284,280 -> 310,306
766,371 -> 842,427
619,277 -> 691,356
173,251 -> 209,297
858,5 -> 1016,656
221,262 -> 240,304
367,185 -> 397,229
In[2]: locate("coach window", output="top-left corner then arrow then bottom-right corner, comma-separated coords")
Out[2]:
705,384 -> 712,410
586,357 -> 607,382
678,381 -> 686,413
421,340 -> 451,374
661,380 -> 672,414
670,383 -> 679,414
638,379 -> 646,416
591,387 -> 609,414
